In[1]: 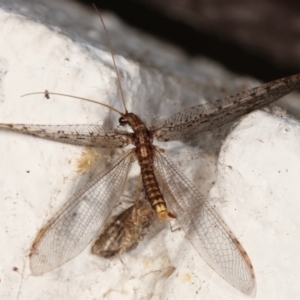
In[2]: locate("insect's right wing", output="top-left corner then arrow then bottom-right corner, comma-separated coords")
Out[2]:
0,124 -> 132,148
151,73 -> 300,141
30,150 -> 134,275
153,149 -> 255,295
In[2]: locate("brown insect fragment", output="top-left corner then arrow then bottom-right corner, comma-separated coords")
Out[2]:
92,200 -> 154,258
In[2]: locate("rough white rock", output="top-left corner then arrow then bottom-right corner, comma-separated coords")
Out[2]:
209,111 -> 300,299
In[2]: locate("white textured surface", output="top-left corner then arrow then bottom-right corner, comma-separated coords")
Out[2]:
1,4 -> 300,300
211,111 -> 300,299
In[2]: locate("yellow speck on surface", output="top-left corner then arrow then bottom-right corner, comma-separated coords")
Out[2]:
180,272 -> 192,283
76,148 -> 103,174
143,258 -> 151,269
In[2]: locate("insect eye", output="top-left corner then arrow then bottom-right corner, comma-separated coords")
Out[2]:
119,117 -> 127,126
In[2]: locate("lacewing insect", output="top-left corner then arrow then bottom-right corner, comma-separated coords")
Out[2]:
1,5 -> 300,295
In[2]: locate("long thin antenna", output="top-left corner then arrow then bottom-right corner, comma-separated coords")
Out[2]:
22,91 -> 124,116
92,4 -> 128,114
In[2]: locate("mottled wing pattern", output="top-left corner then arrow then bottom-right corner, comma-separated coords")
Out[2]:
152,73 -> 300,141
0,124 -> 131,148
153,149 -> 255,295
30,151 -> 133,275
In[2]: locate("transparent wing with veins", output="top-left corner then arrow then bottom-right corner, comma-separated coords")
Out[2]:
30,151 -> 133,275
151,73 -> 300,141
153,149 -> 255,295
0,124 -> 132,148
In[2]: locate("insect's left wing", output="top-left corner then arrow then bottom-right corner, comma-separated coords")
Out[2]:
151,73 -> 300,141
30,150 -> 134,275
153,149 -> 255,294
0,124 -> 132,148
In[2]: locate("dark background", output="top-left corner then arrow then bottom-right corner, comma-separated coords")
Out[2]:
75,0 -> 300,82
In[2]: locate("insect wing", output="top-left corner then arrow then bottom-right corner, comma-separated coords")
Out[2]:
152,73 -> 300,141
153,149 -> 255,294
0,124 -> 131,148
30,151 -> 133,275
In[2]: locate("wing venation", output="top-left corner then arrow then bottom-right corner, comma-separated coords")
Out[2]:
152,73 -> 300,141
30,151 -> 133,275
0,124 -> 131,148
153,149 -> 255,294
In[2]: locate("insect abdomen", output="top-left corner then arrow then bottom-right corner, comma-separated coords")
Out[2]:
140,160 -> 167,221
127,113 -> 168,221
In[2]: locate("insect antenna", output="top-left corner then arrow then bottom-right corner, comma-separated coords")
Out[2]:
21,91 -> 124,116
92,3 -> 128,114
22,5 -> 129,117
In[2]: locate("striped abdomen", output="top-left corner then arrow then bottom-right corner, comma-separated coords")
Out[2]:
139,156 -> 168,221
125,112 -> 168,221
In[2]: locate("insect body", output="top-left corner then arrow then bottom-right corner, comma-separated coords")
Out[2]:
1,7 -> 300,295
121,113 -> 169,221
